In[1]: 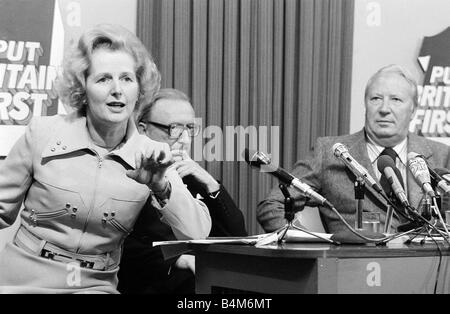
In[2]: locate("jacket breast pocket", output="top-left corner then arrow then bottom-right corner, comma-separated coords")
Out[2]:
100,196 -> 148,235
24,180 -> 85,226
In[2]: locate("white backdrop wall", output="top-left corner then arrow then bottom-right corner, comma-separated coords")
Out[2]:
350,0 -> 450,145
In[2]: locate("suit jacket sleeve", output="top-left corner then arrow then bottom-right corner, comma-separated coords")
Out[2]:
194,182 -> 247,237
256,137 -> 326,232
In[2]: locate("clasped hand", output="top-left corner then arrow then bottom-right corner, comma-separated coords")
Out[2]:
171,149 -> 220,193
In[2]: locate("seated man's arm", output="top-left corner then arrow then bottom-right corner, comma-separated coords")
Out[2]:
256,138 -> 325,232
199,183 -> 248,237
173,155 -> 248,237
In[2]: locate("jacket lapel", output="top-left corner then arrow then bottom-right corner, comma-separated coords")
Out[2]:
347,130 -> 388,211
41,112 -> 141,170
111,117 -> 141,170
41,112 -> 91,158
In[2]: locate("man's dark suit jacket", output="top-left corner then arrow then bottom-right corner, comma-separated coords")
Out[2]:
257,130 -> 450,234
117,175 -> 247,294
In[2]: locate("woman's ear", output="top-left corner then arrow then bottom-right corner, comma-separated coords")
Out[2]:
137,122 -> 147,134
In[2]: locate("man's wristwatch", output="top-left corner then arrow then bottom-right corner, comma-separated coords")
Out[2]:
208,188 -> 221,199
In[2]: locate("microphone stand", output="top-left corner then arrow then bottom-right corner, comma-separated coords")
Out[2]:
430,196 -> 450,240
276,183 -> 339,245
384,205 -> 394,234
393,195 -> 450,246
354,177 -> 365,230
430,195 -> 449,230
354,176 -> 393,235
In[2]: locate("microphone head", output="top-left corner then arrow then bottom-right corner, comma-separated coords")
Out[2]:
407,152 -> 432,183
433,167 -> 450,184
407,152 -> 429,168
243,148 -> 271,168
407,152 -> 421,161
434,167 -> 450,177
377,155 -> 395,173
433,168 -> 450,193
332,143 -> 347,157
242,148 -> 295,185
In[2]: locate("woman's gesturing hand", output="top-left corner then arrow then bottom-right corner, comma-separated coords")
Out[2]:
126,138 -> 173,191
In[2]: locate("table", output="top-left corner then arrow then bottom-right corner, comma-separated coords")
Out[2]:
189,242 -> 450,294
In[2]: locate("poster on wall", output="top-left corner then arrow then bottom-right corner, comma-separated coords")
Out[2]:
0,0 -> 66,156
0,0 -> 136,157
411,26 -> 450,145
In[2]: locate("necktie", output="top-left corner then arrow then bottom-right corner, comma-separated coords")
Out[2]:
379,147 -> 404,192
379,147 -> 410,219
380,147 -> 398,164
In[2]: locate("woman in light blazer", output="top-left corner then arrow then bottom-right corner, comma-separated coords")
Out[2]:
0,24 -> 211,294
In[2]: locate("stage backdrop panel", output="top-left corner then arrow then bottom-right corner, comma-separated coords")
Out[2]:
0,0 -> 136,157
350,0 -> 450,146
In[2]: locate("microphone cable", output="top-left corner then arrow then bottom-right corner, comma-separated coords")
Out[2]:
403,202 -> 450,246
379,190 -> 417,223
430,234 -> 443,294
325,201 -> 445,293
405,199 -> 447,294
431,197 -> 450,239
322,202 -> 396,244
411,224 -> 444,294
326,199 -> 449,245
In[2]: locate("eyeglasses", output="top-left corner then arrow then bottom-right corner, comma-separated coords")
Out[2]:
144,121 -> 201,139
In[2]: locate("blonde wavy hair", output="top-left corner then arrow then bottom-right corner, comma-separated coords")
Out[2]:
56,24 -> 160,113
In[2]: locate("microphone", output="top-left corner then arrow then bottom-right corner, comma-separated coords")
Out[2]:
407,152 -> 435,197
377,155 -> 410,207
433,168 -> 450,194
407,152 -> 450,194
243,149 -> 330,206
332,143 -> 383,193
435,168 -> 450,180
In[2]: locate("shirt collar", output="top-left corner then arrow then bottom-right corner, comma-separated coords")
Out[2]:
366,133 -> 408,166
42,111 -> 141,169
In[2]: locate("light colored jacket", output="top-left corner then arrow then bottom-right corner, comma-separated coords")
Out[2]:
0,111 -> 211,255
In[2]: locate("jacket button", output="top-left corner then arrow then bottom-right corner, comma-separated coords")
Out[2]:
56,141 -> 61,145
72,207 -> 77,213
51,148 -> 55,152
65,203 -> 71,209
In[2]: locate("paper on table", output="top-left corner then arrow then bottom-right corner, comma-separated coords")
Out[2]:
153,228 -> 334,247
410,236 -> 447,243
153,232 -> 277,247
283,228 -> 333,243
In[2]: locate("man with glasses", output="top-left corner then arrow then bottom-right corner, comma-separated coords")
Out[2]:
117,88 -> 247,294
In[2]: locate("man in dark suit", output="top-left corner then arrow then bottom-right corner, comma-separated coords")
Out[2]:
257,64 -> 450,234
118,88 -> 247,294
